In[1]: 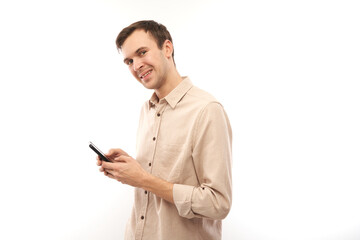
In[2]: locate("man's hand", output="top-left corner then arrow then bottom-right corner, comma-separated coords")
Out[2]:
99,155 -> 149,188
96,148 -> 174,204
96,148 -> 129,165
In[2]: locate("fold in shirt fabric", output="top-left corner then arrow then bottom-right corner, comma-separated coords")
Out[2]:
125,77 -> 232,240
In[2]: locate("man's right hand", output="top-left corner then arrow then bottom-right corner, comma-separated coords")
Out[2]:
96,148 -> 130,166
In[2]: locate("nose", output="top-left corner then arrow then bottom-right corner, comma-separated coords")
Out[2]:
133,59 -> 144,72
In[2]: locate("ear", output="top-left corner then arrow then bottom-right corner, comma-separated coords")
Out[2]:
162,40 -> 173,60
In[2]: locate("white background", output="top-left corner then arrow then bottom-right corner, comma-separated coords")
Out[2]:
0,0 -> 359,239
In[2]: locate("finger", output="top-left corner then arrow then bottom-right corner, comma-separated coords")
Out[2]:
104,170 -> 116,179
114,155 -> 130,162
107,148 -> 121,158
101,161 -> 117,171
108,148 -> 129,157
97,159 -> 102,166
107,148 -> 117,155
105,167 -> 118,176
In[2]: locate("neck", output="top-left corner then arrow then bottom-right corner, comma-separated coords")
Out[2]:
155,69 -> 183,99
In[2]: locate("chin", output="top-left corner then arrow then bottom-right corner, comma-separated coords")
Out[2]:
142,81 -> 155,90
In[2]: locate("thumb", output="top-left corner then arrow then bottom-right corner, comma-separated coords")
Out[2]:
114,155 -> 129,162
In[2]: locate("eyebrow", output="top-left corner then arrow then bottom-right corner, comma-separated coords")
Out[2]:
123,47 -> 148,64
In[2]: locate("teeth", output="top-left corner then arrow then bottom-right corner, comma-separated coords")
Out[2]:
141,70 -> 151,79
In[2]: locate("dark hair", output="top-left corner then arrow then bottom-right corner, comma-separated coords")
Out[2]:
116,20 -> 174,60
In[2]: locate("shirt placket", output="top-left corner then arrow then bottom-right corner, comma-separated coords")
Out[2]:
134,101 -> 167,240
149,101 -> 167,173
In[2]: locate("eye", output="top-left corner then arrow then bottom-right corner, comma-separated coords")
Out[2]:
126,59 -> 133,66
140,50 -> 147,56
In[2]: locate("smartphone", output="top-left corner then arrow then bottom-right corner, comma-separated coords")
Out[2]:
89,141 -> 111,162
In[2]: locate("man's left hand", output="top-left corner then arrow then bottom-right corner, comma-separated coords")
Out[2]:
100,155 -> 149,188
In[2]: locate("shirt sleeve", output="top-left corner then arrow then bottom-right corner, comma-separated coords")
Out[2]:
173,102 -> 233,220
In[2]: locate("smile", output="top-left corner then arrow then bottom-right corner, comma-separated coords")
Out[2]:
139,70 -> 152,79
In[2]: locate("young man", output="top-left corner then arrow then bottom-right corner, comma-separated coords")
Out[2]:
97,20 -> 232,240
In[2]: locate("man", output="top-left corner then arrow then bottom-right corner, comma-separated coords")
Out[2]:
97,20 -> 232,240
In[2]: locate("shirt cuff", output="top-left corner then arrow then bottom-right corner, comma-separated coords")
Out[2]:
173,184 -> 195,219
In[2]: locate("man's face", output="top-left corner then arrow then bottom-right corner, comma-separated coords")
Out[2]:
121,30 -> 169,90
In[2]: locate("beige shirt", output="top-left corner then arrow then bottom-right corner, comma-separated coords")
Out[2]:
125,77 -> 232,240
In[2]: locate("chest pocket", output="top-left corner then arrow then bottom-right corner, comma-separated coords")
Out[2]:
152,143 -> 185,182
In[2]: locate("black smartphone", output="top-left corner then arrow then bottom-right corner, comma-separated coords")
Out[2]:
89,141 -> 111,162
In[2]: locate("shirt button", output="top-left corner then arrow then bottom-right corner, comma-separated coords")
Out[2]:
157,113 -> 160,117
141,216 -> 144,220
153,137 -> 156,141
149,162 -> 152,167
145,190 -> 148,194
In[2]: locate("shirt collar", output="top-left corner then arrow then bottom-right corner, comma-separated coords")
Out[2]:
148,77 -> 193,109
148,93 -> 158,109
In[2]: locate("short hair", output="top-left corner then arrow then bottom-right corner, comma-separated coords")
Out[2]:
115,20 -> 174,60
